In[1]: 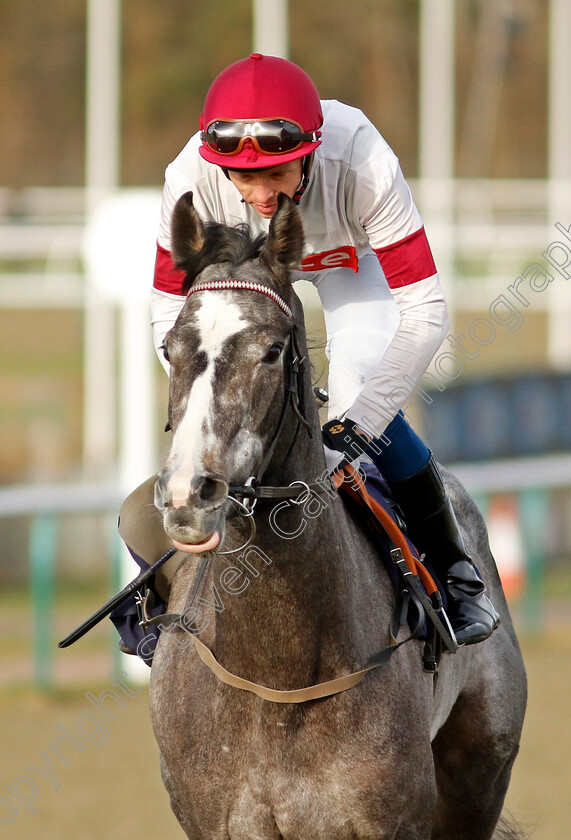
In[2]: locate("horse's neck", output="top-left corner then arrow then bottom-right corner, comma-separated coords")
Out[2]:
267,418 -> 327,486
207,440 -> 374,686
208,517 -> 356,689
203,351 -> 384,685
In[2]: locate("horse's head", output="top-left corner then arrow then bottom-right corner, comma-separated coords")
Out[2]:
155,191 -> 307,553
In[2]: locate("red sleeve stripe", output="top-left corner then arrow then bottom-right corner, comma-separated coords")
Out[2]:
373,226 -> 437,289
153,243 -> 187,296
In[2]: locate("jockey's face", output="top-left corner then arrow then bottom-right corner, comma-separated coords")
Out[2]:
227,160 -> 303,218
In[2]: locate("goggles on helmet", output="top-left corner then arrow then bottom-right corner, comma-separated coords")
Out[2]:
200,118 -> 322,156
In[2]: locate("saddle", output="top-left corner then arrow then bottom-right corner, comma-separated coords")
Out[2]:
332,461 -> 457,670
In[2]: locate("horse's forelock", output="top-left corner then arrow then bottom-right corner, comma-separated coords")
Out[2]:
181,223 -> 268,293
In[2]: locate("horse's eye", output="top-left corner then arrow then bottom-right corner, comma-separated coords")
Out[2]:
160,342 -> 170,363
262,343 -> 284,365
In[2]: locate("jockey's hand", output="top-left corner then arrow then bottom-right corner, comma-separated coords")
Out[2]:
322,418 -> 371,459
322,418 -> 372,475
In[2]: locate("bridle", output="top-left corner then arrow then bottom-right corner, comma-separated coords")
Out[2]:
186,278 -> 326,510
57,285 -> 323,651
58,277 -> 335,660
186,278 -> 294,319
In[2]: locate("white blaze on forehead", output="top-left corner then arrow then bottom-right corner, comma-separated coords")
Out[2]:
195,290 -> 250,354
167,291 -> 251,504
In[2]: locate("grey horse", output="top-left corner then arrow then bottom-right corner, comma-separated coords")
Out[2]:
149,192 -> 528,840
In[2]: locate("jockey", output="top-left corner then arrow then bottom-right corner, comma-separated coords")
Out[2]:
117,53 -> 498,658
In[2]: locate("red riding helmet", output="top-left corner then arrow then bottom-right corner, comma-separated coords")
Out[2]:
199,53 -> 323,169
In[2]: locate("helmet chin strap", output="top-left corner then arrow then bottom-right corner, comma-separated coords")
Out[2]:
292,154 -> 313,204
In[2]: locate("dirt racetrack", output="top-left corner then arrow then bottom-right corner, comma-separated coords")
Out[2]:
1,611 -> 570,839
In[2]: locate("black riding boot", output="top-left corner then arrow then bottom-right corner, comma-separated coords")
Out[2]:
387,455 -> 500,646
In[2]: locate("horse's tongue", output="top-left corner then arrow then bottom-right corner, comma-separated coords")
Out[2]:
172,532 -> 221,554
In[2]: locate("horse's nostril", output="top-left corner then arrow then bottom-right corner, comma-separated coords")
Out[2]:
193,475 -> 228,507
200,479 -> 219,500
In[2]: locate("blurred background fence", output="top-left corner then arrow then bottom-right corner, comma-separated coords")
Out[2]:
2,4 -> 571,838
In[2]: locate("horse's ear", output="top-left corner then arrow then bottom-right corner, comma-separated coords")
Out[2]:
260,194 -> 305,278
170,191 -> 206,270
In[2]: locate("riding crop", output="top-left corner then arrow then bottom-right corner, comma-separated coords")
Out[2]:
58,546 -> 177,648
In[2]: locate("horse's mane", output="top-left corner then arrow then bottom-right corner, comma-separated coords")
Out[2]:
180,222 -> 268,293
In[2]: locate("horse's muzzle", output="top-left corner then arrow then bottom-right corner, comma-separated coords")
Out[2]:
154,469 -> 229,549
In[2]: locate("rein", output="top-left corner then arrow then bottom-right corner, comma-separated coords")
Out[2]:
141,461 -> 440,703
154,272 -> 458,696
142,469 -> 430,703
184,283 -> 442,690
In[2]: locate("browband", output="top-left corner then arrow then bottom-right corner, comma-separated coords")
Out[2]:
186,279 -> 293,320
